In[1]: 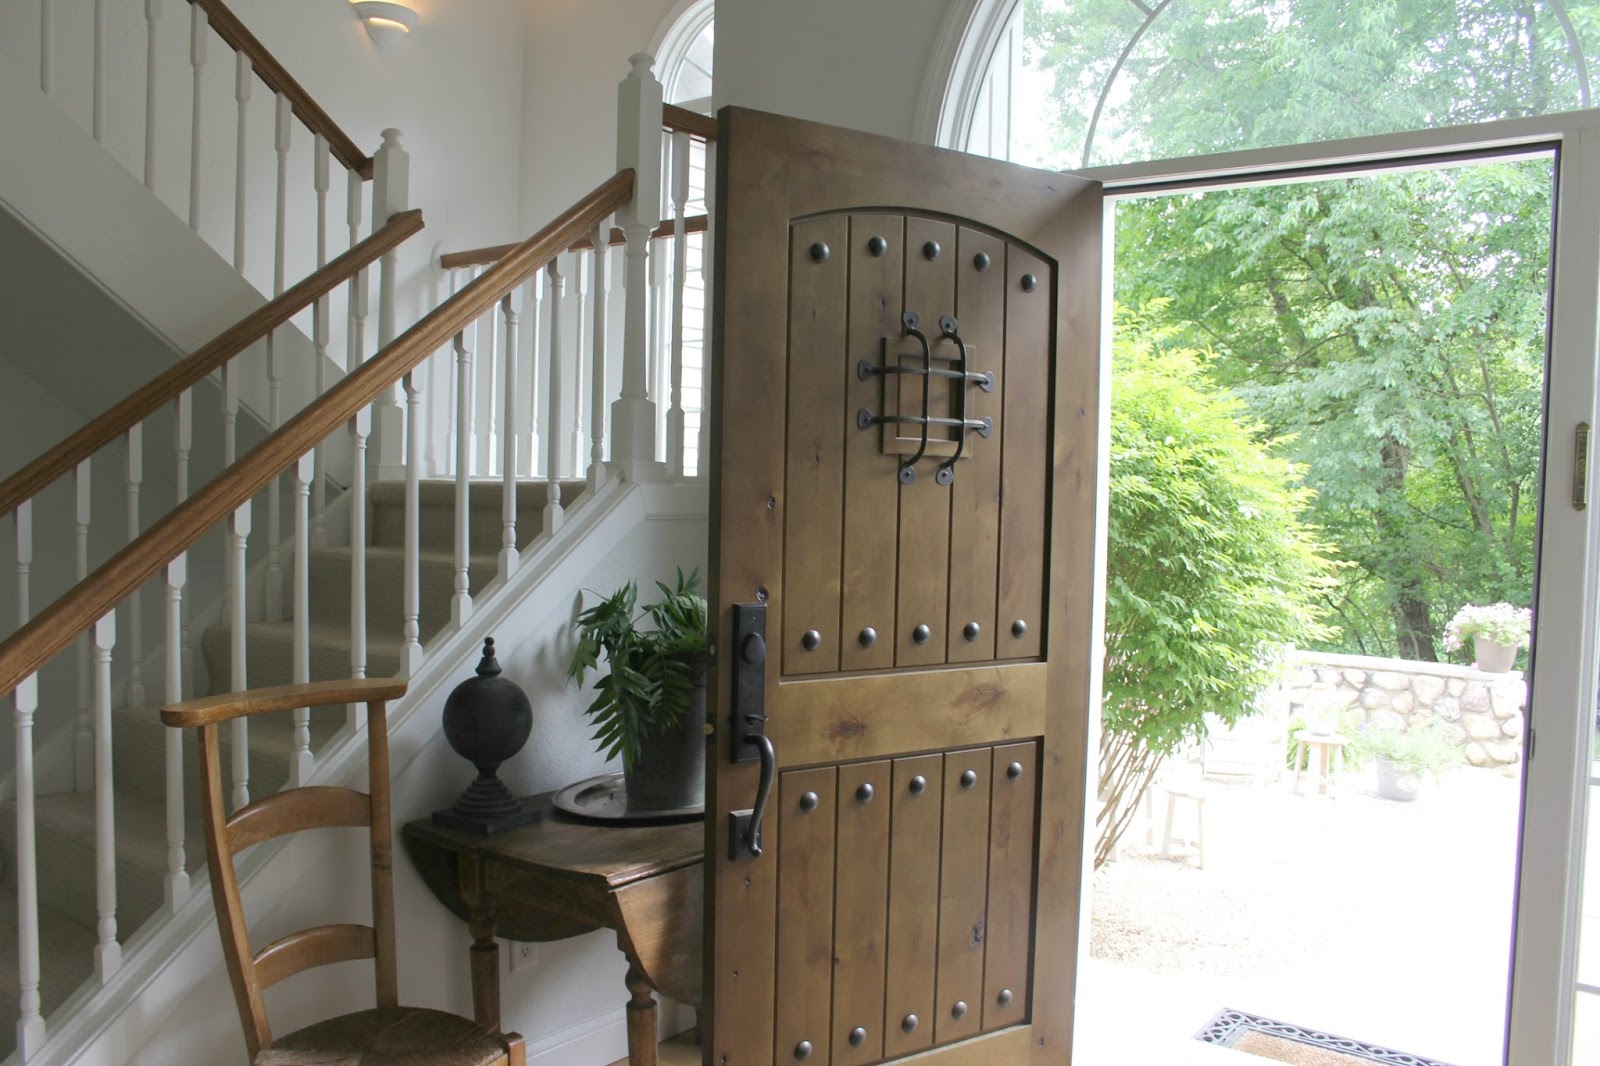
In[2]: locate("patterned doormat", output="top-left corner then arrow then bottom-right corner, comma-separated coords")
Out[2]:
1196,1010 -> 1459,1066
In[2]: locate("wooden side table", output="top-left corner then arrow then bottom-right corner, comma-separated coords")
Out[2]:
402,794 -> 703,1066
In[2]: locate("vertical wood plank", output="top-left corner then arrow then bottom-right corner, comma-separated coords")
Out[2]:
983,741 -> 1039,1032
782,216 -> 849,676
831,760 -> 890,1066
774,767 -> 836,1066
883,753 -> 943,1059
895,218 -> 957,667
997,247 -> 1049,660
946,229 -> 1006,664
935,748 -> 991,1046
840,215 -> 905,672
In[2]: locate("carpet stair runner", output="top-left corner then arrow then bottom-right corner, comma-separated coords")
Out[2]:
0,478 -> 585,1058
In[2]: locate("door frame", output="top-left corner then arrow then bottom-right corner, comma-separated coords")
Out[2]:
1072,108 -> 1600,1066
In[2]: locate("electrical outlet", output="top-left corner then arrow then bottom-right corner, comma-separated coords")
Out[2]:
507,941 -> 538,974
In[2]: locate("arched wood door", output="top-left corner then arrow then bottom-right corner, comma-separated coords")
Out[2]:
705,107 -> 1103,1066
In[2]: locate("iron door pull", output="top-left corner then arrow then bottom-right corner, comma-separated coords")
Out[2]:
730,725 -> 776,859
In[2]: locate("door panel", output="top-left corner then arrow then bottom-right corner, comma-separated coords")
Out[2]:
707,107 -> 1103,1065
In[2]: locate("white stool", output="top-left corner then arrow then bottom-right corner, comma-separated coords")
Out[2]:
1158,784 -> 1207,869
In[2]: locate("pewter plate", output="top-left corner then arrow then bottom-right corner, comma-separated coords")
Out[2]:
550,772 -> 704,824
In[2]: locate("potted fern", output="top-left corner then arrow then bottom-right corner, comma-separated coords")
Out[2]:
567,568 -> 709,811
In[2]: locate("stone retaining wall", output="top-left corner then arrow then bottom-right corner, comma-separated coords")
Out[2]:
1280,650 -> 1525,768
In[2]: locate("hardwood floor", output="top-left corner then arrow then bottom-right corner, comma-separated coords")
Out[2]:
607,1029 -> 699,1066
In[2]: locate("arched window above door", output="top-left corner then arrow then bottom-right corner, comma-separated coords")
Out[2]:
936,0 -> 1598,169
653,0 -> 715,114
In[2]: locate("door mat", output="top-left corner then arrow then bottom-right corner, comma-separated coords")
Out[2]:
1196,1009 -> 1458,1066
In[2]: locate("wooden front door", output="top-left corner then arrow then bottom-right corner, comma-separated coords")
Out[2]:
704,108 -> 1102,1066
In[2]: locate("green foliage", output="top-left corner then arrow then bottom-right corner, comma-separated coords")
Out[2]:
566,568 -> 708,771
1353,720 -> 1458,777
1104,307 -> 1336,758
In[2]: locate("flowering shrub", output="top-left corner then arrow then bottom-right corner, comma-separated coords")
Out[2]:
1443,602 -> 1531,652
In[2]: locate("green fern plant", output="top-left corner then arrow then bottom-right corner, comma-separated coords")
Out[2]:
566,568 -> 708,770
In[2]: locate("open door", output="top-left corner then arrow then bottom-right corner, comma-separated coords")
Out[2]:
704,107 -> 1103,1066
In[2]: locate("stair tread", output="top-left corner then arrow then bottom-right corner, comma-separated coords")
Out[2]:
9,790 -> 175,876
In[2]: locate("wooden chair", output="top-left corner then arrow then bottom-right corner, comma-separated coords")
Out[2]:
162,677 -> 526,1066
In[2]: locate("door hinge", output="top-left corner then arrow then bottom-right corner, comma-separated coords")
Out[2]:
1575,422 -> 1590,511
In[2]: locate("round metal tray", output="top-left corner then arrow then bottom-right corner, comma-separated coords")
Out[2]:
550,772 -> 703,825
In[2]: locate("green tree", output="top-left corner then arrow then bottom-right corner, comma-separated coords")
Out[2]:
1099,307 -> 1334,866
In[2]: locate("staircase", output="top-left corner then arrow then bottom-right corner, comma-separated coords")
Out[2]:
0,7 -> 716,1059
0,477 -> 587,1055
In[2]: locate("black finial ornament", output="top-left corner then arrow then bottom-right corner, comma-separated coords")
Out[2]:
433,637 -> 541,833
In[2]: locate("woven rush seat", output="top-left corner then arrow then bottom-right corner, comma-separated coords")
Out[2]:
256,1007 -> 511,1065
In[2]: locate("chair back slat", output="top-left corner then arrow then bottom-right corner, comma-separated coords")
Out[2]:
253,923 -> 378,990
227,787 -> 371,855
170,681 -> 405,1057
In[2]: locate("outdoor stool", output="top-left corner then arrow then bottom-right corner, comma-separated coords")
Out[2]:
1292,729 -> 1350,798
1158,783 -> 1207,869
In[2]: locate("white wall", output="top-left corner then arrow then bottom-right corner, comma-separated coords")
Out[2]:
714,0 -> 955,142
126,490 -> 708,1065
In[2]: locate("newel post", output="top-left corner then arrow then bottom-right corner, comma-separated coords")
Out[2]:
371,128 -> 411,481
612,53 -> 664,480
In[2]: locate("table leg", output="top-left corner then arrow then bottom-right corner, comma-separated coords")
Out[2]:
1293,741 -> 1304,795
468,909 -> 501,1029
622,949 -> 659,1066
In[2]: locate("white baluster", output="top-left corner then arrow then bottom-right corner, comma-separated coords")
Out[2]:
526,271 -> 543,476
74,461 -> 92,793
572,250 -> 588,477
590,226 -> 610,489
668,130 -> 691,478
15,501 -> 31,627
452,333 -> 474,625
500,295 -> 520,580
698,140 -> 716,475
187,5 -> 205,231
175,390 -> 194,695
144,0 -> 161,189
290,454 -> 313,784
347,172 -> 367,369
265,95 -> 291,624
221,360 -> 238,623
233,53 -> 251,273
613,55 -> 665,474
13,673 -> 45,1056
92,0 -> 106,142
163,555 -> 189,910
228,503 -> 250,811
125,426 -> 144,708
349,409 -> 370,733
401,370 -> 423,676
483,292 -> 499,476
371,130 -> 410,481
39,0 -> 53,95
93,612 -> 120,983
545,259 -> 566,534
650,212 -> 668,464
467,272 -> 482,476
312,137 -> 331,550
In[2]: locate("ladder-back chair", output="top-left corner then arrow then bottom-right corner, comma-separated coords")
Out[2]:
162,677 -> 525,1065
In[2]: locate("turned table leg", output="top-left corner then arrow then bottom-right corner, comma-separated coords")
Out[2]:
459,853 -> 500,1029
621,940 -> 659,1066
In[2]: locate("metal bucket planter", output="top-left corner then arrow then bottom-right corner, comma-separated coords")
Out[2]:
624,663 -> 707,811
1374,756 -> 1422,802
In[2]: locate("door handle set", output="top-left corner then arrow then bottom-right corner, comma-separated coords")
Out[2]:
856,310 -> 993,486
729,602 -> 775,860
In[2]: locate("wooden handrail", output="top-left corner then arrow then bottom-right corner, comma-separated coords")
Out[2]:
0,171 -> 634,701
189,0 -> 374,179
663,104 -> 717,142
0,210 -> 425,524
439,213 -> 708,271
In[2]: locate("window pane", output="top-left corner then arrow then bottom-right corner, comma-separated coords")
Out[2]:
1582,783 -> 1600,989
1576,990 -> 1600,1065
984,0 -> 1598,168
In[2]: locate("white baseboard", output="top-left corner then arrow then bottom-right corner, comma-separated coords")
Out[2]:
525,999 -> 695,1066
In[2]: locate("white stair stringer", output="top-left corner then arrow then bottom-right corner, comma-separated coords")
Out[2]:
13,476 -> 701,1066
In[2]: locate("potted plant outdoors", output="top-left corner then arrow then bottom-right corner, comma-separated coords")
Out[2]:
1443,602 -> 1532,673
1360,722 -> 1458,802
567,568 -> 709,812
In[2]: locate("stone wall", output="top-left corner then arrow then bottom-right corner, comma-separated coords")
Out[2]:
1280,650 -> 1526,768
